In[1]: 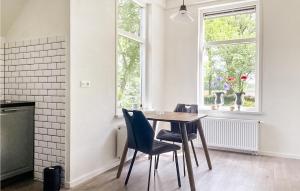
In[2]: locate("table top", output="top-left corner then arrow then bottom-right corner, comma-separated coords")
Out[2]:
144,111 -> 207,123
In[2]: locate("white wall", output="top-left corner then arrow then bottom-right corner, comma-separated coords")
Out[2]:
69,0 -> 118,185
68,0 -> 166,186
164,0 -> 300,158
147,3 -> 166,110
1,0 -> 27,36
1,0 -> 68,41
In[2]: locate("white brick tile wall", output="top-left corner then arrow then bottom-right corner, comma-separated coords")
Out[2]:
2,36 -> 67,181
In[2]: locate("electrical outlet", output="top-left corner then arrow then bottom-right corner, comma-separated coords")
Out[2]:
80,81 -> 91,88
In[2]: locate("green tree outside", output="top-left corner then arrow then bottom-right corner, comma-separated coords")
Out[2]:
117,0 -> 142,109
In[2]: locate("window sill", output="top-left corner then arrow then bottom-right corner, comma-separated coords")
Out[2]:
199,108 -> 263,116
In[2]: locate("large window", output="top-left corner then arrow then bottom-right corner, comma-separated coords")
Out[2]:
116,0 -> 145,111
199,5 -> 259,112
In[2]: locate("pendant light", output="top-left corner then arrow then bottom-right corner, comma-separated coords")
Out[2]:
170,0 -> 194,23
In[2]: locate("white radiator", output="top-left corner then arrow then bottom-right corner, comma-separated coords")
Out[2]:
196,117 -> 260,153
116,125 -> 135,160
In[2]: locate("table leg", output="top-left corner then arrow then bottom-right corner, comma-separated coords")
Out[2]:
116,140 -> 128,178
197,119 -> 212,170
152,120 -> 157,135
181,123 -> 196,191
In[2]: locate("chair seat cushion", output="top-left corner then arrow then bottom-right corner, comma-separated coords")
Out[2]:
150,140 -> 181,155
156,129 -> 197,143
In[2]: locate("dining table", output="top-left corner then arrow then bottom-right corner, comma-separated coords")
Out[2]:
116,111 -> 212,191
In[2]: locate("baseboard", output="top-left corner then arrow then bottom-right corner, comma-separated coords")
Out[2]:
259,151 -> 300,160
64,160 -> 120,188
197,145 -> 300,160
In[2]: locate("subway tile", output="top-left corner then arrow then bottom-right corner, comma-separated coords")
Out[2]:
43,161 -> 51,168
48,142 -> 56,149
35,83 -> 43,89
57,130 -> 64,137
44,44 -> 51,50
43,57 -> 52,64
38,127 -> 48,134
20,47 -> 27,53
52,136 -> 60,143
48,63 -> 56,69
40,51 -> 48,57
52,43 -> 61,49
43,122 -> 51,128
48,50 -> 57,56
52,123 -> 60,129
48,103 -> 57,109
43,136 -> 52,143
35,45 -> 44,51
48,76 -> 56,82
52,149 -> 61,156
48,155 -> 56,162
27,46 -> 35,52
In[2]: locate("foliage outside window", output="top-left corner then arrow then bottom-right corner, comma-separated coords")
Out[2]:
201,7 -> 258,111
117,0 -> 145,110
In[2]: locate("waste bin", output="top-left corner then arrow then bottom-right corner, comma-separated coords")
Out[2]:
43,166 -> 62,191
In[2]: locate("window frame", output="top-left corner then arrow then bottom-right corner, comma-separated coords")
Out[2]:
197,1 -> 261,113
115,0 -> 147,114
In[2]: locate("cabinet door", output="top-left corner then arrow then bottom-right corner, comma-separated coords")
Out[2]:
1,106 -> 34,180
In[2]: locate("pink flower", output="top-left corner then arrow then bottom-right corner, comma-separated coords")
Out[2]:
228,77 -> 235,82
241,74 -> 248,81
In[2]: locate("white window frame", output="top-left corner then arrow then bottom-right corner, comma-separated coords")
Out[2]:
197,1 -> 261,113
115,0 -> 147,114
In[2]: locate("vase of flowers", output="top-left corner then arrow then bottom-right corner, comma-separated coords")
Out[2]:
226,74 -> 249,111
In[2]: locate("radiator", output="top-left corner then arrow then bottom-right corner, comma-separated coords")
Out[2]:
116,125 -> 135,160
196,117 -> 260,153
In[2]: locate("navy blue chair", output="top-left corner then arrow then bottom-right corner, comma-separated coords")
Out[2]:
156,104 -> 199,175
122,109 -> 181,191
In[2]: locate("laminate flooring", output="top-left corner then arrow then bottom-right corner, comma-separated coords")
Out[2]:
3,149 -> 300,191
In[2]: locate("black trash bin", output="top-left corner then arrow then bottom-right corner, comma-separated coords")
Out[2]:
43,166 -> 62,191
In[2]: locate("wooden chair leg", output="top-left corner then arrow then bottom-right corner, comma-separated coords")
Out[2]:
174,151 -> 181,187
190,140 -> 199,167
147,155 -> 153,191
125,150 -> 138,185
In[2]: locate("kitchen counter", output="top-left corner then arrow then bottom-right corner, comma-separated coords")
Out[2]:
0,101 -> 35,108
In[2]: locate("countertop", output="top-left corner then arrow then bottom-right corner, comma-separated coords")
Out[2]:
0,100 -> 35,108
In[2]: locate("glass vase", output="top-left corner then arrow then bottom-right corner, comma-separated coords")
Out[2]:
215,92 -> 224,108
235,92 -> 245,111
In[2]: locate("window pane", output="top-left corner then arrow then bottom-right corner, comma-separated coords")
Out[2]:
117,35 -> 141,109
205,12 -> 256,42
118,0 -> 142,36
203,43 -> 256,108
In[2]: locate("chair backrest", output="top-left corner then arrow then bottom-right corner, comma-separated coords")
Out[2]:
122,109 -> 137,149
171,104 -> 198,134
122,109 -> 154,154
